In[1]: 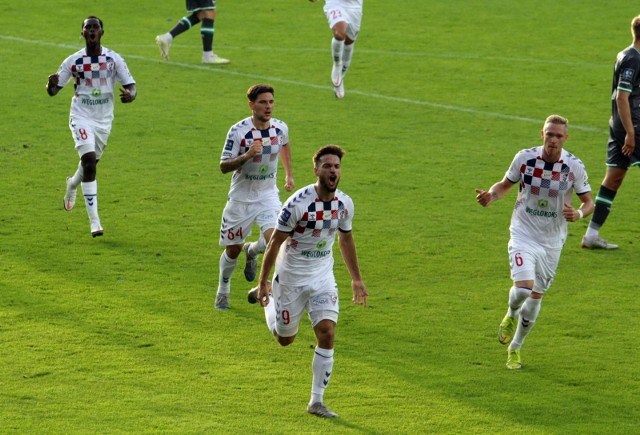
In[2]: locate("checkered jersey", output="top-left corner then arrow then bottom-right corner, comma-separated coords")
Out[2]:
221,116 -> 289,203
274,185 -> 354,286
56,47 -> 135,127
505,146 -> 590,249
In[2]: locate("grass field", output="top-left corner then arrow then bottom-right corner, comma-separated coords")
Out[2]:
2,1 -> 640,433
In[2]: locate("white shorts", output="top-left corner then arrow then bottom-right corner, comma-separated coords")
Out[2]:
69,117 -> 110,159
508,237 -> 562,294
323,2 -> 362,41
219,198 -> 281,246
272,276 -> 339,338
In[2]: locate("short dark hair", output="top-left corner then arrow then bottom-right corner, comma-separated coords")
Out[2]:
313,145 -> 345,167
247,84 -> 274,102
83,16 -> 104,29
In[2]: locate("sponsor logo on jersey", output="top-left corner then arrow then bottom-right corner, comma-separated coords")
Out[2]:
244,172 -> 275,180
525,206 -> 557,218
300,249 -> 331,258
316,240 -> 327,250
91,88 -> 102,97
81,97 -> 109,105
537,199 -> 549,208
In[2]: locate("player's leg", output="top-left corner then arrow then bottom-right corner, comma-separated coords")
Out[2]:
330,22 -> 347,86
324,4 -> 349,86
267,279 -> 301,346
216,201 -> 253,309
79,151 -> 101,237
507,246 -> 559,369
64,119 -> 87,211
583,137 -> 630,249
199,4 -> 229,64
583,168 -> 625,249
64,161 -> 83,211
339,7 -> 362,79
498,285 -> 531,345
243,203 -> 279,281
307,280 -> 340,418
70,120 -> 104,237
155,1 -> 203,60
499,240 -> 535,345
242,234 -> 264,282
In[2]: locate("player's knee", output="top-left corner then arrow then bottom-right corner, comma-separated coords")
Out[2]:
332,25 -> 348,41
333,31 -> 347,41
276,335 -> 295,347
225,244 -> 243,259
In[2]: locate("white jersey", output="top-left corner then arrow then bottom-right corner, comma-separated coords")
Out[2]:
220,116 -> 289,203
505,146 -> 590,249
274,184 -> 354,286
56,46 -> 135,127
325,0 -> 363,8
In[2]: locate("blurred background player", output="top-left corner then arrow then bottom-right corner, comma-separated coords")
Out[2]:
46,16 -> 137,237
312,0 -> 364,99
582,15 -> 640,250
475,115 -> 594,370
250,145 -> 368,418
156,0 -> 230,64
216,84 -> 295,310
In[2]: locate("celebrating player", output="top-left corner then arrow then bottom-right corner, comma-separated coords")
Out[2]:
46,16 -> 137,237
215,84 -> 294,310
250,145 -> 368,418
475,115 -> 594,369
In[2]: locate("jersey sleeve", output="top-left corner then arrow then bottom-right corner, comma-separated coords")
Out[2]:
338,195 -> 355,232
56,57 -> 73,88
278,120 -> 289,147
572,159 -> 591,195
276,200 -> 300,233
617,55 -> 640,93
504,152 -> 522,184
220,125 -> 240,161
113,52 -> 135,86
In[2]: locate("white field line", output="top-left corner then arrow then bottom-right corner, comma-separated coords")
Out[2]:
2,35 -> 607,133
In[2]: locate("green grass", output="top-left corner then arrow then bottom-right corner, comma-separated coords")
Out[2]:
2,0 -> 640,433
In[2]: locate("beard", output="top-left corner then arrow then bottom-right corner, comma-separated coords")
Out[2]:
319,175 -> 339,193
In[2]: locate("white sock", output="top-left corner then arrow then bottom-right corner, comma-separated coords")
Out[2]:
81,180 -> 99,221
585,227 -> 599,238
264,296 -> 277,334
246,236 -> 267,258
507,286 -> 531,318
70,161 -> 83,188
509,296 -> 542,350
342,43 -> 354,76
309,347 -> 334,405
218,251 -> 237,294
331,38 -> 344,64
